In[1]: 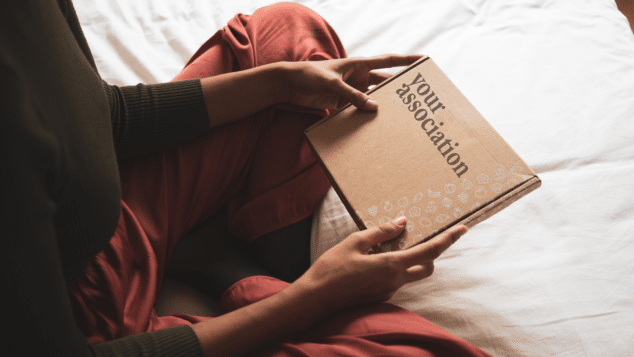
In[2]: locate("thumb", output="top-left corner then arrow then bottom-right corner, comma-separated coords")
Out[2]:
329,78 -> 378,111
356,216 -> 407,252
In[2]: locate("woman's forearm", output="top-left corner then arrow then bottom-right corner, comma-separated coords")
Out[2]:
190,278 -> 328,357
200,63 -> 288,129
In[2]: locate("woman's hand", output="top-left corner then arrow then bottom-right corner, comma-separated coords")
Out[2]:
191,216 -> 465,357
200,54 -> 422,128
295,217 -> 467,314
279,54 -> 424,111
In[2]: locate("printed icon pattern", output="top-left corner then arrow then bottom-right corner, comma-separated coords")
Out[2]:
409,206 -> 421,217
362,166 -> 528,251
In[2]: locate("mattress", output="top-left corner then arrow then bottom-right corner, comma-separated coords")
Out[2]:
75,0 -> 634,355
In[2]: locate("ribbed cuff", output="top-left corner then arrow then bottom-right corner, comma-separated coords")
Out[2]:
111,79 -> 211,159
91,325 -> 204,357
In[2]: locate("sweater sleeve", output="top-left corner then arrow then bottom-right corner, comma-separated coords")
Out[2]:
91,326 -> 204,357
105,79 -> 211,160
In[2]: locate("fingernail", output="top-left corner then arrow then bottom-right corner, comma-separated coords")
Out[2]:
365,98 -> 378,110
392,216 -> 407,227
453,225 -> 468,241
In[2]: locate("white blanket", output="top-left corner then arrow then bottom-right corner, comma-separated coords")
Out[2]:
75,0 -> 634,355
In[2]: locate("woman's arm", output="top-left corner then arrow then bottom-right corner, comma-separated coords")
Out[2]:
107,54 -> 421,158
199,64 -> 285,129
200,54 -> 424,129
191,217 -> 467,357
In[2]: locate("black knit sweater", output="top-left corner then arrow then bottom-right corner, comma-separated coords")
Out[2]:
0,1 -> 211,355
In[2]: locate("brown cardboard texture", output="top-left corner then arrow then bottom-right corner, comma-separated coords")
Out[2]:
305,57 -> 541,252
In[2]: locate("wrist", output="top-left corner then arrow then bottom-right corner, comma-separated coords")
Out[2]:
278,276 -> 335,328
267,61 -> 292,104
199,61 -> 291,128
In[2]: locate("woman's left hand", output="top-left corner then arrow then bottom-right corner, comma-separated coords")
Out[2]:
279,54 -> 424,111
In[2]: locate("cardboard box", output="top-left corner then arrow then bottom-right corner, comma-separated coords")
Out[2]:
305,56 -> 541,251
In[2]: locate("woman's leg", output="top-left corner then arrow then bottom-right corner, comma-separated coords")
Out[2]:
175,3 -> 344,242
69,3 -> 342,343
168,2 -> 348,283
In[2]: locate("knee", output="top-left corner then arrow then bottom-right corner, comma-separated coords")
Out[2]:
250,2 -> 346,61
253,2 -> 325,28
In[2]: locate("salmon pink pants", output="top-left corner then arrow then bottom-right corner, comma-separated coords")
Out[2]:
69,3 -> 490,356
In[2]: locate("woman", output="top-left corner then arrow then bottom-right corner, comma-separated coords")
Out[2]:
0,0 -> 488,356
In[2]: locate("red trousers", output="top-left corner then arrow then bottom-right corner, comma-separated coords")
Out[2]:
69,3 -> 490,356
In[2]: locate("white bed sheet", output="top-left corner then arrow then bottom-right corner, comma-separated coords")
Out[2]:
75,0 -> 634,356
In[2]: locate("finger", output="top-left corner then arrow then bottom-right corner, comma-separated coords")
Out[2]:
354,216 -> 407,252
368,71 -> 392,86
399,225 -> 467,265
327,77 -> 378,111
363,54 -> 425,71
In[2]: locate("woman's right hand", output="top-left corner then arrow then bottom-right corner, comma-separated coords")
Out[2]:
295,217 -> 468,314
280,54 -> 423,111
